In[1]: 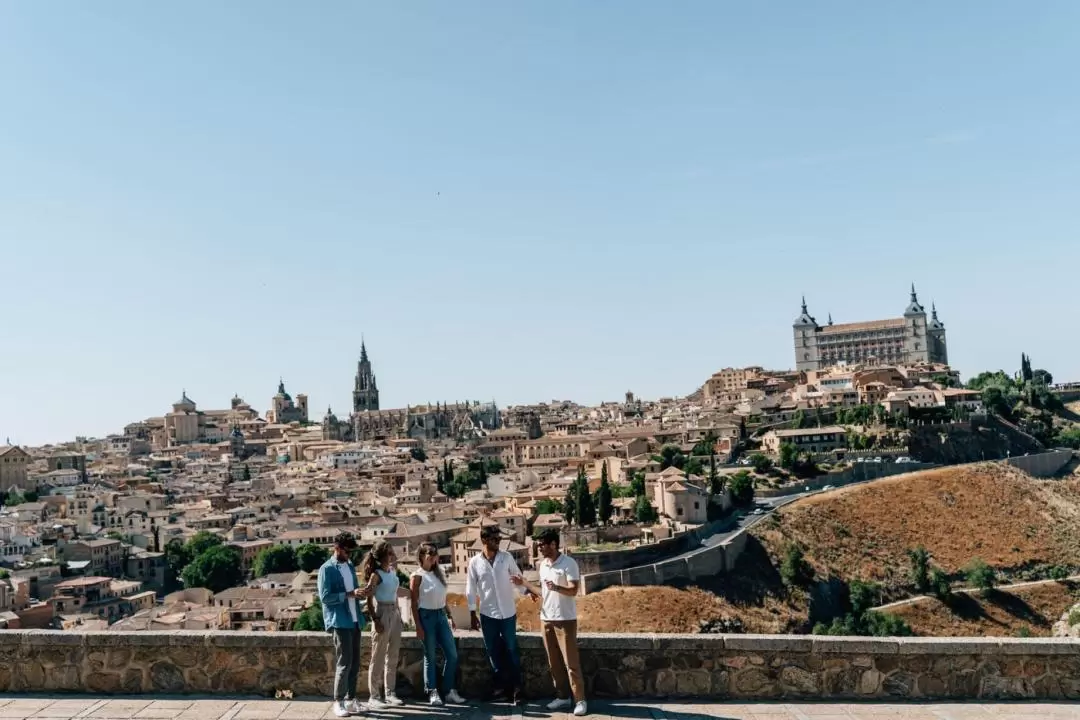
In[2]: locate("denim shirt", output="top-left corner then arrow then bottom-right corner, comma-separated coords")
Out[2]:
318,557 -> 363,629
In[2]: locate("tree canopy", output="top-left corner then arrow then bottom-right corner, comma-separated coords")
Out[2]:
181,545 -> 244,593
253,544 -> 299,577
297,544 -> 330,573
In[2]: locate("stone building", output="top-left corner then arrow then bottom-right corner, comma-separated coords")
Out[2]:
322,341 -> 501,442
0,446 -> 30,493
793,285 -> 947,372
266,380 -> 308,424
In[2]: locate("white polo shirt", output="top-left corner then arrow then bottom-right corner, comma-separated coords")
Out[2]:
538,552 -> 580,622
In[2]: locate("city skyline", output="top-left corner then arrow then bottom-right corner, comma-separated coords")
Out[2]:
4,2 -> 1080,445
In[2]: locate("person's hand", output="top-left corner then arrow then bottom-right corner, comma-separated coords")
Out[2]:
470,612 -> 480,631
509,574 -> 523,586
373,619 -> 384,634
544,580 -> 555,592
415,625 -> 425,642
529,590 -> 539,603
352,588 -> 368,599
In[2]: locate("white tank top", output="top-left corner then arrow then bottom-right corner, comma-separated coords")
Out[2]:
413,568 -> 448,610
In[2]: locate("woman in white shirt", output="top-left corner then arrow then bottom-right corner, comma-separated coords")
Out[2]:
409,542 -> 465,707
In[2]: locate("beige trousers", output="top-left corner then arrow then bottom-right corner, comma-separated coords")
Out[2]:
542,619 -> 585,703
368,602 -> 402,697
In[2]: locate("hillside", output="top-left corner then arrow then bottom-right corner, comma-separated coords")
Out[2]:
754,463 -> 1080,588
888,581 -> 1080,637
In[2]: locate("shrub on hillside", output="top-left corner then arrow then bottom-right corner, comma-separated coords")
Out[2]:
965,558 -> 996,597
780,545 -> 815,588
907,546 -> 930,592
930,567 -> 952,602
1049,565 -> 1070,581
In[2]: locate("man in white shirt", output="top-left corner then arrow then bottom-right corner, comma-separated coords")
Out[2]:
466,524 -> 532,705
514,528 -> 586,717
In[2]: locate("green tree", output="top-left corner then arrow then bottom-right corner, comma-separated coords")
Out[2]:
634,495 -> 658,524
563,483 -> 576,525
749,453 -> 772,473
0,569 -> 10,580
181,545 -> 244,593
297,543 -> 330,573
534,498 -> 564,515
792,410 -> 806,429
863,611 -> 914,637
629,471 -> 646,497
23,490 -> 38,502
253,544 -> 299,577
573,467 -> 596,527
965,558 -> 996,597
654,444 -> 686,471
930,567 -> 952,602
778,442 -> 798,470
3,489 -> 23,507
164,539 -> 191,593
186,531 -> 224,558
908,546 -> 930,593
780,545 -> 815,587
294,600 -> 325,631
595,463 -> 613,525
409,447 -> 427,462
728,471 -> 755,506
691,433 -> 718,457
847,580 -> 880,617
708,453 -> 723,496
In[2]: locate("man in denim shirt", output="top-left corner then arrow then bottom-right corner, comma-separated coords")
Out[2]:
318,532 -> 370,717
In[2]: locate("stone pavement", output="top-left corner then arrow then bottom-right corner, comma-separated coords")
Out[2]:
0,697 -> 1078,720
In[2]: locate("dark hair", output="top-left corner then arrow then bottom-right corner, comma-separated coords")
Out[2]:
535,528 -> 561,548
416,543 -> 446,586
334,531 -> 357,551
362,539 -> 393,582
480,524 -> 501,540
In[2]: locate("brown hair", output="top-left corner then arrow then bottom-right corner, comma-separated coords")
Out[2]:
416,543 -> 446,586
361,539 -> 393,582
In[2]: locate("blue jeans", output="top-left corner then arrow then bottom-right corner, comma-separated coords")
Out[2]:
479,614 -> 521,692
418,608 -> 458,693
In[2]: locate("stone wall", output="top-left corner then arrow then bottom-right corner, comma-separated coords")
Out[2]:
580,528 -> 750,594
1006,449 -> 1073,477
1,631 -> 1079,700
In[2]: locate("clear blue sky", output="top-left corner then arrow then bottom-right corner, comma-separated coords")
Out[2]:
3,2 -> 1079,446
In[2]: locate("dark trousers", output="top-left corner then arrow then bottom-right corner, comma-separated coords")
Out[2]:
332,627 -> 362,701
479,614 -> 521,692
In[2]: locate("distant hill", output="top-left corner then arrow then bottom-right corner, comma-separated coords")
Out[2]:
754,463 -> 1080,588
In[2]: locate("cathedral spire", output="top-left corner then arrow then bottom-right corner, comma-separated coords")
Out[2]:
360,337 -> 368,363
801,295 -> 808,314
910,282 -> 918,302
931,301 -> 939,320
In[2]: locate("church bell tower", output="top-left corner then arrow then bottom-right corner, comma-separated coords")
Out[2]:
353,340 -> 380,413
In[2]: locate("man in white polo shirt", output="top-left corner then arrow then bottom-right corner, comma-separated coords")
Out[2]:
513,528 -> 586,717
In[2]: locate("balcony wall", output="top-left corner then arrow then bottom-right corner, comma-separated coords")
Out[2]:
0,631 -> 1078,700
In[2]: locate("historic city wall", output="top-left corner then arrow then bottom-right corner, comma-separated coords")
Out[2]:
1006,449 -> 1073,477
0,631 -> 1078,700
579,529 -> 750,594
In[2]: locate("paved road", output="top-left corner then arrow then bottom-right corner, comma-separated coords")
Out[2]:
0,697 -> 1075,720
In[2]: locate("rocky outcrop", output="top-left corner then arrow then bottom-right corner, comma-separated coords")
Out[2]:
1053,602 -> 1080,638
0,632 -> 1079,700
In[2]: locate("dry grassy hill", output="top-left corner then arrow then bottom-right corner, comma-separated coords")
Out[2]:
754,463 -> 1080,587
887,581 -> 1080,637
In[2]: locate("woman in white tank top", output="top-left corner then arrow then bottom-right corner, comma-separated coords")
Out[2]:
409,542 -> 465,707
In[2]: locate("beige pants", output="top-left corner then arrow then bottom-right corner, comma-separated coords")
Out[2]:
542,619 -> 585,703
368,603 -> 402,697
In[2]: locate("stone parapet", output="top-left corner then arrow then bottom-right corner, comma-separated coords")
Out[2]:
0,631 -> 1078,700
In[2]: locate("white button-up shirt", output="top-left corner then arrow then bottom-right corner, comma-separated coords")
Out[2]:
335,562 -> 359,624
465,550 -> 525,620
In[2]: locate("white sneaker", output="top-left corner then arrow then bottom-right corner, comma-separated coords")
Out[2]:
384,694 -> 405,706
574,701 -> 588,716
333,702 -> 350,718
429,689 -> 443,706
445,689 -> 466,704
367,697 -> 387,710
547,698 -> 573,711
346,699 -> 364,715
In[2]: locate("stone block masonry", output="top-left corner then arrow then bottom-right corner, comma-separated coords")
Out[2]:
1,631 -> 1080,701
